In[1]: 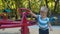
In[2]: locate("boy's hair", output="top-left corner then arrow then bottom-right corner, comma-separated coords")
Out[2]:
40,6 -> 48,12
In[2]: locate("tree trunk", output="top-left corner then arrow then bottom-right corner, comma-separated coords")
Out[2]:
45,0 -> 51,17
14,0 -> 20,20
53,0 -> 59,15
28,0 -> 31,10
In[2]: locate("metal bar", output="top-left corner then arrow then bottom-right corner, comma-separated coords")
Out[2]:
0,24 -> 22,29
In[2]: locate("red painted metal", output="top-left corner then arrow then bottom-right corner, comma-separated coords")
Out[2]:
0,8 -> 36,34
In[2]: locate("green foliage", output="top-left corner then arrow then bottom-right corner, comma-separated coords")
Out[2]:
0,0 -> 60,15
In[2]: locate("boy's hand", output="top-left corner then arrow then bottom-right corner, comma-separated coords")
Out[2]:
50,28 -> 53,31
29,10 -> 37,18
30,10 -> 32,13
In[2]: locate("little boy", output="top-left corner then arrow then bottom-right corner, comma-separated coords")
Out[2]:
30,6 -> 53,34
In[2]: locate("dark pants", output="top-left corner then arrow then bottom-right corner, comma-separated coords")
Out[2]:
39,29 -> 49,34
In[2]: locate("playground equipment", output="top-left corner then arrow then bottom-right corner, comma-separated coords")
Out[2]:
0,8 -> 36,34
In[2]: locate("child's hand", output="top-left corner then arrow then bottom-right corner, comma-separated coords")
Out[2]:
30,11 -> 33,15
50,28 -> 53,31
